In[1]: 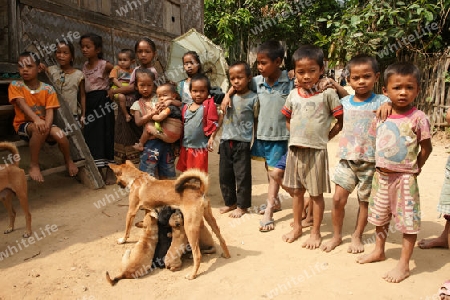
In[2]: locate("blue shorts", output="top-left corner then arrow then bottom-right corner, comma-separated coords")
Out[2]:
138,139 -> 176,178
17,122 -> 57,145
251,139 -> 287,169
274,153 -> 287,170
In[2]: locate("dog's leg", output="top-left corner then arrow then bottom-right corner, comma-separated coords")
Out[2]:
2,192 -> 16,234
183,211 -> 202,280
15,188 -> 32,238
118,195 -> 140,244
203,203 -> 231,258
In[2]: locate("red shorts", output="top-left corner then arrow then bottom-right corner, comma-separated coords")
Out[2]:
176,146 -> 208,173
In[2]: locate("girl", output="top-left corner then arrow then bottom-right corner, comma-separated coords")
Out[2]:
108,37 -> 158,165
131,69 -> 175,179
177,51 -> 202,105
45,41 -> 85,119
79,33 -> 115,184
176,74 -> 218,173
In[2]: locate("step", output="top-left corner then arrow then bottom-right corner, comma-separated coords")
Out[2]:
25,159 -> 86,181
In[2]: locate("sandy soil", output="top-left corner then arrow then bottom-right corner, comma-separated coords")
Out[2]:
0,137 -> 449,300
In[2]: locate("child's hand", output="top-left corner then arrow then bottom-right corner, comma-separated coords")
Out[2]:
318,77 -> 336,92
220,87 -> 235,112
80,115 -> 86,129
207,137 -> 215,152
34,119 -> 47,134
107,89 -> 115,100
376,102 -> 392,121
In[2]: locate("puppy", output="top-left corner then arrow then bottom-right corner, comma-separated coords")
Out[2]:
110,161 -> 230,279
106,210 -> 158,286
0,142 -> 31,238
165,209 -> 188,271
152,205 -> 174,269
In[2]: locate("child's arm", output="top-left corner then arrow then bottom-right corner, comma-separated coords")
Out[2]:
220,86 -> 235,112
376,102 -> 392,121
152,107 -> 171,122
109,66 -> 122,88
417,138 -> 432,173
14,98 -> 47,133
318,78 -> 348,98
104,61 -> 114,77
44,108 -> 54,131
134,108 -> 156,127
79,79 -> 86,126
111,78 -> 121,88
329,114 -> 343,140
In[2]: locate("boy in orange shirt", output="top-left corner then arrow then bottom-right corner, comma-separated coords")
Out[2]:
8,51 -> 78,182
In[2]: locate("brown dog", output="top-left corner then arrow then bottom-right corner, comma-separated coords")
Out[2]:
0,142 -> 31,238
106,210 -> 159,285
109,160 -> 230,279
165,209 -> 188,271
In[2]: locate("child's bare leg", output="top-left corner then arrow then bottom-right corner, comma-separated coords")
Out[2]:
133,131 -> 150,151
302,197 -> 313,227
383,233 -> 416,283
348,201 -> 368,254
27,125 -> 47,182
302,194 -> 324,249
117,94 -> 131,122
356,223 -> 388,264
259,165 -> 280,231
282,188 -> 305,243
49,127 -> 78,177
418,220 -> 450,249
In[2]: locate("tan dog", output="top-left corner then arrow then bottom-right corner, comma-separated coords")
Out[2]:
109,160 -> 230,279
106,210 -> 159,285
165,209 -> 188,271
0,142 -> 31,238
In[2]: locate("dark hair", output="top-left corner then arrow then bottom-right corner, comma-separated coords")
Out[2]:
346,54 -> 379,75
383,62 -> 421,86
119,49 -> 135,61
19,51 -> 40,66
229,61 -> 251,77
190,73 -> 211,93
158,82 -> 178,94
80,33 -> 103,59
291,45 -> 324,69
56,41 -> 75,66
257,40 -> 284,62
134,37 -> 156,53
182,51 -> 202,74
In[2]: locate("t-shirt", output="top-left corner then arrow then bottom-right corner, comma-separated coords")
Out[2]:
221,91 -> 259,143
47,65 -> 84,116
182,104 -> 207,148
130,96 -> 158,115
109,65 -> 132,84
250,70 -> 293,141
177,80 -> 192,105
82,59 -> 109,92
281,88 -> 343,149
338,93 -> 390,162
8,81 -> 60,131
369,107 -> 431,173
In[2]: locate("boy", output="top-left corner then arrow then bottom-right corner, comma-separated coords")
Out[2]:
357,62 -> 432,283
110,49 -> 135,122
281,45 -> 343,248
321,55 -> 390,254
8,52 -> 79,182
218,61 -> 258,218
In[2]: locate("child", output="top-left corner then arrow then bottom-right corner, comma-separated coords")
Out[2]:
131,70 -> 176,179
439,280 -> 450,300
79,33 -> 115,184
321,55 -> 390,254
8,52 -> 79,182
218,62 -> 258,218
45,41 -> 85,119
110,49 -> 135,122
280,45 -> 343,247
356,62 -> 433,283
177,51 -> 202,104
133,83 -> 182,150
176,74 -> 219,173
418,108 -> 450,250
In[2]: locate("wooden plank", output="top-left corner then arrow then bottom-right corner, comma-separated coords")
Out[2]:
8,0 -> 19,63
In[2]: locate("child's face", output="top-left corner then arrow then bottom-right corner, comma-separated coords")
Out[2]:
190,80 -> 209,104
55,44 -> 73,67
348,63 -> 380,97
157,86 -> 177,102
118,53 -> 132,69
18,56 -> 40,82
80,38 -> 99,59
183,54 -> 200,77
294,58 -> 324,91
229,65 -> 251,94
383,74 -> 419,111
136,74 -> 154,98
136,41 -> 155,67
256,53 -> 281,79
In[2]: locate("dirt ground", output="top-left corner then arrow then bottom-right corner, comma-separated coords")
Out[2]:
0,136 -> 449,300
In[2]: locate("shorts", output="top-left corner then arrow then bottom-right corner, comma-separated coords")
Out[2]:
437,156 -> 450,215
332,160 -> 375,202
17,122 -> 57,145
138,139 -> 175,178
250,139 -> 287,169
176,146 -> 209,173
274,153 -> 287,170
368,170 -> 420,234
282,146 -> 330,196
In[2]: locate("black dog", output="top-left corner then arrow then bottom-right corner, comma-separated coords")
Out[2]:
152,206 -> 175,268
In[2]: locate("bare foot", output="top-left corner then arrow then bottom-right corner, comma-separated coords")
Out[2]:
132,143 -> 144,151
229,207 -> 247,218
29,164 -> 44,182
320,237 -> 342,252
282,228 -> 302,243
348,234 -> 365,254
66,161 -> 79,177
125,114 -> 132,122
356,250 -> 386,264
219,205 -> 237,214
290,218 -> 313,228
418,237 -> 449,249
302,233 -> 322,249
382,264 -> 410,283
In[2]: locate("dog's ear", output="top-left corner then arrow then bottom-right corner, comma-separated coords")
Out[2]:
109,164 -> 120,174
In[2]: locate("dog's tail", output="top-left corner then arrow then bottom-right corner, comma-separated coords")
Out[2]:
174,169 -> 208,194
0,142 -> 20,166
105,271 -> 124,286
